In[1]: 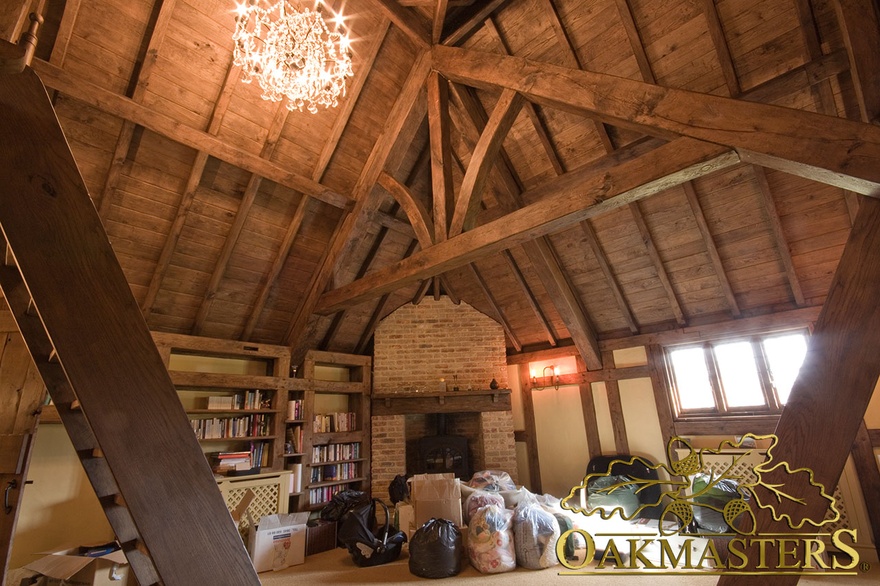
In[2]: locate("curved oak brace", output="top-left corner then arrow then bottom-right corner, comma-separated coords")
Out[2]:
378,172 -> 434,248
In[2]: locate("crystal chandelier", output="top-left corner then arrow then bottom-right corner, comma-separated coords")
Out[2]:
232,1 -> 353,113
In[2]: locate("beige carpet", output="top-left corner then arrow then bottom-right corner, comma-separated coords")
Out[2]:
259,546 -> 880,585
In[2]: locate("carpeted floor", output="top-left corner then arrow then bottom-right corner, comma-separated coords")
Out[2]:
258,546 -> 880,585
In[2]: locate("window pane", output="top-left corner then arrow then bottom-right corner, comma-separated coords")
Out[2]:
669,347 -> 715,410
763,333 -> 808,404
715,341 -> 765,407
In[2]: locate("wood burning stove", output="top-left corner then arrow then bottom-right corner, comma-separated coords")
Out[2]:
415,413 -> 470,479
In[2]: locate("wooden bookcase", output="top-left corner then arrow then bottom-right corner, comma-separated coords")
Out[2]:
151,334 -> 372,514
288,350 -> 371,512
152,332 -> 290,473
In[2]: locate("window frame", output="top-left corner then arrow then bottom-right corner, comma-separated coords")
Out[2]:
664,328 -> 810,420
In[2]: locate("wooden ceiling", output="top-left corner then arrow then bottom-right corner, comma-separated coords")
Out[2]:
2,0 -> 878,369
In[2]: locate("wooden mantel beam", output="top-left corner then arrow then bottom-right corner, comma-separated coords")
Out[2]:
316,137 -> 739,314
431,45 -> 880,196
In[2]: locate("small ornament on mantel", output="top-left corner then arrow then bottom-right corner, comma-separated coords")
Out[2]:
452,374 -> 460,392
438,378 -> 447,392
489,376 -> 499,390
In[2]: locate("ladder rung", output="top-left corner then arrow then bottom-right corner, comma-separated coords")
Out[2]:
79,455 -> 119,499
122,541 -> 161,586
47,348 -> 59,363
70,399 -> 81,410
26,297 -> 37,316
102,502 -> 140,544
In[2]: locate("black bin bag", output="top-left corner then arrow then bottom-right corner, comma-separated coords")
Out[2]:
409,518 -> 463,578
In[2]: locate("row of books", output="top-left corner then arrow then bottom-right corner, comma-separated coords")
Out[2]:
205,390 -> 271,411
287,399 -> 304,420
285,425 -> 303,454
311,442 -> 360,463
313,411 -> 356,432
191,414 -> 270,439
309,483 -> 355,507
310,462 -> 359,483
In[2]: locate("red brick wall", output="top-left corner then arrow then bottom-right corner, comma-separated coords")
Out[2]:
373,297 -> 508,393
371,297 -> 518,501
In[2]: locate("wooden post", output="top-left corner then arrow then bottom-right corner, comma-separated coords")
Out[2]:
716,184 -> 880,585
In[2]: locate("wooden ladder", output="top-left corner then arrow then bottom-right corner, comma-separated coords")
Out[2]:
0,67 -> 260,584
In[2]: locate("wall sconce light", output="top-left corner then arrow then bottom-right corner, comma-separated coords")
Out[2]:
530,365 -> 560,390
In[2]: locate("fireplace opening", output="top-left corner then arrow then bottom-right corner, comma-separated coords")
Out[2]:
410,413 -> 471,480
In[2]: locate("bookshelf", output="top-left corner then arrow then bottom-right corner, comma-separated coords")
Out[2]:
152,332 -> 290,474
288,350 -> 371,512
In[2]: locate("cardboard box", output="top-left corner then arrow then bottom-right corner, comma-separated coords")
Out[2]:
248,512 -> 309,572
24,547 -> 132,586
305,521 -> 337,556
409,473 -> 463,528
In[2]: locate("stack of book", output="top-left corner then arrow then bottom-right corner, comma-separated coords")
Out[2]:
211,451 -> 252,475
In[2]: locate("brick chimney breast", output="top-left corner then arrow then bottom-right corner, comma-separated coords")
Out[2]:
371,297 -> 518,501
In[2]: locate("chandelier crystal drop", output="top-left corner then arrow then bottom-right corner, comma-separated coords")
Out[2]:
232,1 -> 353,113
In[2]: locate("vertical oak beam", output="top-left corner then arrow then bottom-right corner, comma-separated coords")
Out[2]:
717,194 -> 880,586
576,355 -> 602,460
428,70 -> 455,243
518,363 -> 542,493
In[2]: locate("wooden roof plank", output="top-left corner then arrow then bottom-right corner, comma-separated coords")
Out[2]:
31,59 -> 352,208
612,0 -> 655,83
752,165 -> 806,307
469,263 -> 522,352
628,201 -> 687,327
485,18 -> 565,175
579,219 -> 639,333
501,249 -> 557,347
432,45 -> 880,194
699,0 -> 740,96
541,0 -> 614,153
191,101 -> 290,335
681,181 -> 741,318
48,0 -> 82,68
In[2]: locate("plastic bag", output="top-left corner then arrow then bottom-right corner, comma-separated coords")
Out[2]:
464,489 -> 504,524
467,504 -> 515,573
409,518 -> 463,578
513,498 -> 560,569
320,489 -> 370,522
388,474 -> 409,504
692,474 -> 747,533
587,474 -> 639,518
466,470 -> 516,492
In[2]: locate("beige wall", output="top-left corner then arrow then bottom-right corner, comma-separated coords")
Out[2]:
11,424 -> 113,569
